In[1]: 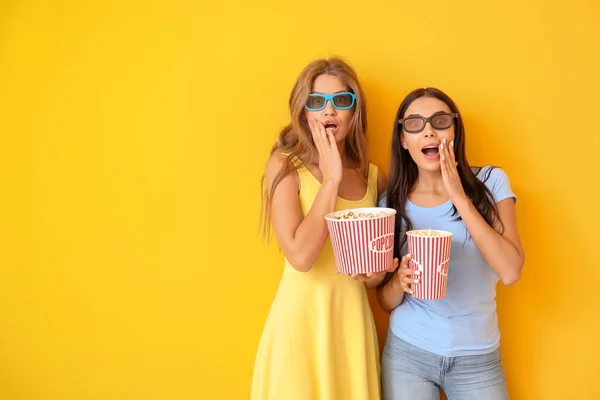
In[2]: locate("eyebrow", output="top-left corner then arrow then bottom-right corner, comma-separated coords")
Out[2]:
405,111 -> 450,118
311,91 -> 348,94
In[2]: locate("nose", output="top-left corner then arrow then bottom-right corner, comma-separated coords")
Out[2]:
323,99 -> 337,116
423,121 -> 437,138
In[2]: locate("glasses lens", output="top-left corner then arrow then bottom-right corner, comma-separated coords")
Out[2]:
306,95 -> 325,110
403,117 -> 424,132
431,114 -> 454,129
332,93 -> 354,109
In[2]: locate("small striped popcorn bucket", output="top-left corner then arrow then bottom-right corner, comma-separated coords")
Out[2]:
406,229 -> 453,300
325,208 -> 397,275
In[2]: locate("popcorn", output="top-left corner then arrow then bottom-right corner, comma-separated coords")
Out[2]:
406,229 -> 454,300
409,229 -> 440,237
325,207 -> 398,274
330,210 -> 391,220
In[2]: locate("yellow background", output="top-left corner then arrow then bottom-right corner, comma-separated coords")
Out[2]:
1,1 -> 599,399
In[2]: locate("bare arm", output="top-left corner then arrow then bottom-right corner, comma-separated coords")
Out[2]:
441,139 -> 524,285
376,255 -> 415,311
266,121 -> 342,272
453,197 -> 524,285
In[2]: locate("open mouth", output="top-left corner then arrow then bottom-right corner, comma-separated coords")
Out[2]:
421,145 -> 440,159
323,123 -> 338,130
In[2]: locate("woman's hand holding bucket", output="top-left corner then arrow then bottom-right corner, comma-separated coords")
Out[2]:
392,254 -> 420,295
351,257 -> 400,289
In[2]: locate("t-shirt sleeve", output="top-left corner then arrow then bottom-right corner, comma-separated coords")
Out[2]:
479,166 -> 517,204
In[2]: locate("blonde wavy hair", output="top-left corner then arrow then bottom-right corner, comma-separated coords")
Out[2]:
260,57 -> 369,237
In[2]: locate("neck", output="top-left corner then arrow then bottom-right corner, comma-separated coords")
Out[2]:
309,139 -> 348,166
337,139 -> 347,165
414,167 -> 445,194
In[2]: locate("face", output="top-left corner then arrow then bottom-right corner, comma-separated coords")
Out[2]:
400,96 -> 456,172
304,74 -> 355,144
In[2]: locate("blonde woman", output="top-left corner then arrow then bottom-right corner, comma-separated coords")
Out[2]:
251,58 -> 394,400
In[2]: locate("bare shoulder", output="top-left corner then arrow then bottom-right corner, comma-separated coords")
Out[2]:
264,153 -> 299,193
376,166 -> 388,194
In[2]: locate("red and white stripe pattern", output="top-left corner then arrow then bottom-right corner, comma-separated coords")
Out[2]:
326,211 -> 396,275
407,232 -> 453,300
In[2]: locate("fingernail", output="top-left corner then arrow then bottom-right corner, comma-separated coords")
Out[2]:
414,280 -> 419,284
414,271 -> 420,275
443,138 -> 447,143
440,143 -> 444,149
406,253 -> 411,257
441,155 -> 445,160
450,140 -> 454,147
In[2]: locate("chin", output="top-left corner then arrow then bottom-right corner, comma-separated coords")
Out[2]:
414,161 -> 440,172
335,132 -> 349,143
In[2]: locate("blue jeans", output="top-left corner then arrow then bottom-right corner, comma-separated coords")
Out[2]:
381,329 -> 509,400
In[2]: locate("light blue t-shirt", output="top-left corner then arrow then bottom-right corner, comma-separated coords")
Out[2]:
378,166 -> 516,357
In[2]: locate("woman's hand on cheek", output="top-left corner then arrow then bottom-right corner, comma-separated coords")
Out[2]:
439,138 -> 467,204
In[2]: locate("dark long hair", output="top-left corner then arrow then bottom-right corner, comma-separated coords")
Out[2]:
386,87 -> 502,254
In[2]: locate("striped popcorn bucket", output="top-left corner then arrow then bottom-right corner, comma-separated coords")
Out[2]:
406,230 -> 453,300
325,208 -> 397,275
